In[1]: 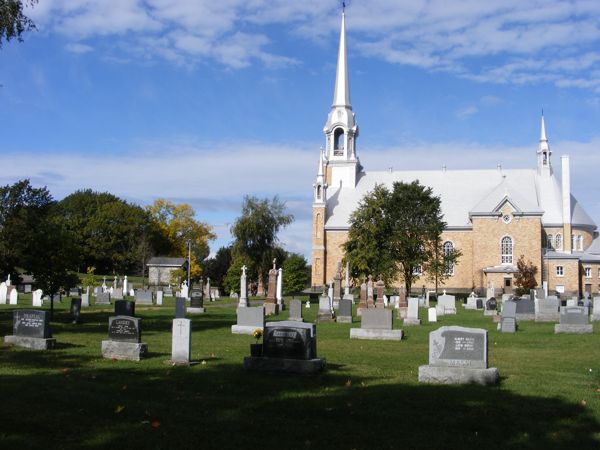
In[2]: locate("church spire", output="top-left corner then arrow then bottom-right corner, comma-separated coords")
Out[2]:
322,9 -> 359,188
332,10 -> 351,109
537,112 -> 552,174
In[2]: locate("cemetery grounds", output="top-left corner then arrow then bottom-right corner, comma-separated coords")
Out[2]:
0,295 -> 599,449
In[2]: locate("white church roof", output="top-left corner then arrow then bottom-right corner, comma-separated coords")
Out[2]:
325,168 -> 596,230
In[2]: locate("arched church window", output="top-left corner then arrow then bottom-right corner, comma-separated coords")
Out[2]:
316,185 -> 322,200
501,236 -> 513,264
333,128 -> 345,156
555,234 -> 562,250
315,213 -> 321,238
546,234 -> 553,250
443,241 -> 454,276
578,235 -> 584,251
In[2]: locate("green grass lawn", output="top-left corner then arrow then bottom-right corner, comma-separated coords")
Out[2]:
1,296 -> 599,449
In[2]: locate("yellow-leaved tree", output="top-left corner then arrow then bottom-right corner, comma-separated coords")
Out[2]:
146,199 -> 216,280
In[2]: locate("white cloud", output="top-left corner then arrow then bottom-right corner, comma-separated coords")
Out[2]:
64,42 -> 94,54
455,105 -> 478,118
3,136 -> 600,259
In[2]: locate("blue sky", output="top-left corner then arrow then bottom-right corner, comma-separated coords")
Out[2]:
2,0 -> 600,259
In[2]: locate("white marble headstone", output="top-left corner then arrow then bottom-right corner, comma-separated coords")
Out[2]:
156,291 -> 164,306
171,318 -> 191,364
407,297 -> 419,319
9,289 -> 18,305
32,289 -> 43,307
0,282 -> 6,304
428,307 -> 437,322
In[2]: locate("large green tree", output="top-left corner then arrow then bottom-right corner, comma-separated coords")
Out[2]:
201,246 -> 232,288
57,189 -> 167,274
230,195 -> 293,289
0,0 -> 37,48
343,181 -> 460,294
282,253 -> 309,295
0,179 -> 53,280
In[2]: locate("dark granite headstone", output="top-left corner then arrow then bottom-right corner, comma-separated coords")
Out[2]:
339,298 -> 353,317
13,310 -> 52,339
114,300 -> 135,317
486,298 -> 497,310
175,297 -> 186,318
263,321 -> 317,360
190,289 -> 204,308
516,299 -> 535,314
108,316 -> 141,343
70,298 -> 82,323
476,299 -> 483,310
428,326 -> 487,369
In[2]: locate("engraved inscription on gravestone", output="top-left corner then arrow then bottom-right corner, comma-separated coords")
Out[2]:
13,310 -> 52,339
429,326 -> 486,369
108,316 -> 141,343
263,322 -> 316,360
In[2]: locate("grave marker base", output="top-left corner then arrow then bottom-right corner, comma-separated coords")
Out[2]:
336,316 -> 352,323
288,316 -> 304,322
535,313 -> 560,322
484,310 -> 498,316
403,318 -> 421,326
349,328 -> 403,341
554,324 -> 593,334
187,307 -> 205,314
101,341 -> 147,361
4,335 -> 55,350
231,325 -> 264,335
516,313 -> 535,321
243,356 -> 326,375
418,365 -> 499,385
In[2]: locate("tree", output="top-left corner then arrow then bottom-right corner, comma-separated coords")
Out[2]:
147,199 -> 216,279
514,255 -> 538,296
343,181 -> 460,294
57,190 -> 165,275
202,246 -> 232,288
223,256 -> 255,296
0,179 -> 53,281
283,253 -> 309,295
0,0 -> 37,48
230,196 -> 293,290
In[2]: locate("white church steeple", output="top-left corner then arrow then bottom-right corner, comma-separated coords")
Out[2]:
322,9 -> 359,189
313,148 -> 327,204
537,112 -> 552,175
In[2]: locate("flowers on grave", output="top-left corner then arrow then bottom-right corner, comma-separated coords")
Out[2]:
252,328 -> 263,343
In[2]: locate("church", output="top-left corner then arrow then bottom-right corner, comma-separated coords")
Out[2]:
311,11 -> 600,298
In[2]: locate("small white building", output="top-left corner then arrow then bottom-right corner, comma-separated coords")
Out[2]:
147,257 -> 187,285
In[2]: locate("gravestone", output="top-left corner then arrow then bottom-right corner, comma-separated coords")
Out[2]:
366,275 -> 375,309
188,287 -> 205,314
111,288 -> 124,300
357,279 -> 368,316
244,321 -> 325,374
592,297 -> 600,322
135,289 -> 153,305
164,286 -> 173,297
332,267 -> 342,309
101,316 -> 147,361
397,286 -> 408,319
437,294 -> 456,315
0,282 -> 6,304
156,291 -> 164,306
171,318 -> 192,365
317,292 -> 335,322
114,300 -> 135,317
350,309 -> 403,341
428,307 -> 437,323
536,297 -> 560,322
375,278 -> 385,308
231,306 -> 265,334
404,297 -> 421,326
498,301 -> 517,333
175,297 -> 187,319
81,293 -> 90,307
337,298 -> 353,323
465,293 -> 478,310
32,289 -> 43,307
555,306 -> 593,334
418,326 -> 499,385
4,310 -> 56,349
69,288 -> 81,297
515,299 -> 535,320
238,265 -> 248,308
484,298 -> 498,316
70,298 -> 82,324
9,288 -> 18,305
566,299 -> 577,307
264,261 -> 279,315
289,299 -> 303,322
95,292 -> 111,305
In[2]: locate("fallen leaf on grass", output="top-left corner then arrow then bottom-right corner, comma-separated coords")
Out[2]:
122,385 -> 127,391
581,400 -> 587,406
60,368 -> 69,374
114,405 -> 125,414
345,379 -> 352,388
151,420 -> 161,428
